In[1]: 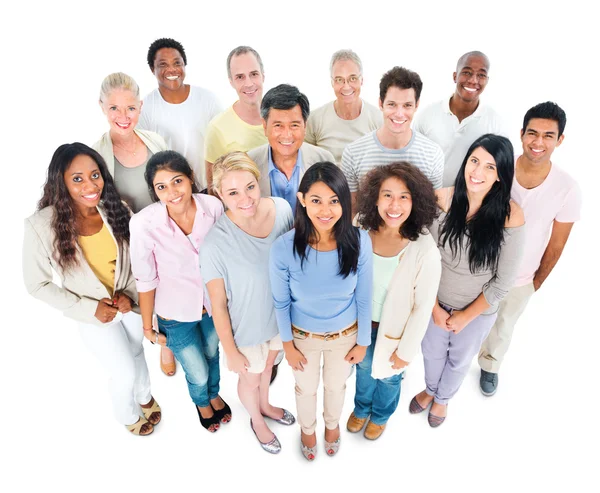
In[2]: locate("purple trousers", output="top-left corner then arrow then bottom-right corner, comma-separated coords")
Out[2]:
422,305 -> 497,405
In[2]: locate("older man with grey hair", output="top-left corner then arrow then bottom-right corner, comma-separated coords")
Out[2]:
305,49 -> 382,165
248,84 -> 334,212
205,45 -> 268,189
413,50 -> 507,187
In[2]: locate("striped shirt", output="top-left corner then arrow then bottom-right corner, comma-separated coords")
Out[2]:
341,130 -> 444,191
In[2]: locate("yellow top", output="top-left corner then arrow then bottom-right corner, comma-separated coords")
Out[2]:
78,223 -> 117,296
204,105 -> 268,163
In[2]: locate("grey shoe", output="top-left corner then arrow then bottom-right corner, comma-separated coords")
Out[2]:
480,369 -> 498,396
265,408 -> 295,426
250,419 -> 281,454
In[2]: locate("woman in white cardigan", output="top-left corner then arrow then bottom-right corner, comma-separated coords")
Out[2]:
92,72 -> 174,376
346,162 -> 441,440
23,143 -> 160,436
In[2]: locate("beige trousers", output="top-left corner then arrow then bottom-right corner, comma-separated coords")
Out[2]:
291,324 -> 357,435
478,283 -> 535,373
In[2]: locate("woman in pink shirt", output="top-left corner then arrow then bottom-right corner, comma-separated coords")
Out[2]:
129,150 -> 231,433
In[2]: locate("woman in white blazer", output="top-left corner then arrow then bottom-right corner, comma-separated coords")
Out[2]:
346,162 -> 441,440
23,143 -> 160,436
92,72 -> 174,376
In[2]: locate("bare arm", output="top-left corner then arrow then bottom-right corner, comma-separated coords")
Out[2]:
533,221 -> 574,291
205,160 -> 214,194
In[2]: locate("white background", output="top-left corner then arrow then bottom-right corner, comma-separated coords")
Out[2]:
3,1 -> 598,492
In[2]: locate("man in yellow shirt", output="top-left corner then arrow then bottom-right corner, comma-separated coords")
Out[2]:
205,46 -> 267,189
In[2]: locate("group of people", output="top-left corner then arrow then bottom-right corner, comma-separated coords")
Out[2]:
23,38 -> 581,460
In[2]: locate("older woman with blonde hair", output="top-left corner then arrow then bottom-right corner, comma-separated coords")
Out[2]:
201,151 -> 295,454
93,72 -> 175,376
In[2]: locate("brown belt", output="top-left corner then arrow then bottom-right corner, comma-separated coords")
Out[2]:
292,323 -> 357,341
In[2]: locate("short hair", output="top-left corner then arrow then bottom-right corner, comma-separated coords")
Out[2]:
260,84 -> 310,122
145,150 -> 200,202
226,46 -> 264,79
147,38 -> 187,70
357,162 -> 438,241
212,151 -> 261,195
99,72 -> 140,103
456,51 -> 490,72
379,66 -> 423,103
522,101 -> 567,138
329,49 -> 363,77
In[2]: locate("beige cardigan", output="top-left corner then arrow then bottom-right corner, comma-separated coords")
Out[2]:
92,128 -> 168,176
23,205 -> 138,326
247,142 -> 334,196
371,231 -> 442,379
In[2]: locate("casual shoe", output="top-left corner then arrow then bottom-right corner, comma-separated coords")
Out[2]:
126,416 -> 153,436
428,407 -> 447,428
212,398 -> 232,424
480,369 -> 499,396
409,395 -> 430,414
269,363 -> 279,384
264,408 -> 295,426
250,419 -> 281,454
160,347 -> 176,376
346,412 -> 368,433
324,436 -> 341,456
196,405 -> 220,433
364,421 -> 386,440
140,396 -> 161,425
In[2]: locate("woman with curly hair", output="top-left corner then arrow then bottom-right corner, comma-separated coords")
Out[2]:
23,143 -> 160,436
346,162 -> 442,440
410,134 -> 525,427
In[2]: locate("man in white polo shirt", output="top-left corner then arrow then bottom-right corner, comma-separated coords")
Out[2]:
342,66 -> 444,215
413,51 -> 505,187
478,102 -> 582,396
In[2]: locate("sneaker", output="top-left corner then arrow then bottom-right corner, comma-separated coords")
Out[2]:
479,369 -> 498,396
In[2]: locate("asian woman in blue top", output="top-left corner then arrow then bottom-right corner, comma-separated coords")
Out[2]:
269,161 -> 373,461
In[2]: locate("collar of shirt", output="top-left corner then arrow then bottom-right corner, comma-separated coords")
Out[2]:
151,193 -> 210,239
443,94 -> 485,120
268,146 -> 303,179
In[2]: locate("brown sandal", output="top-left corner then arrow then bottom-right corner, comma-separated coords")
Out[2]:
126,416 -> 153,436
141,397 -> 162,425
160,347 -> 176,376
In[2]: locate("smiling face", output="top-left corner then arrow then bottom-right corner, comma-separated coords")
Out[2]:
152,48 -> 186,91
263,105 -> 306,159
297,181 -> 343,238
379,86 -> 418,136
521,118 -> 564,164
464,146 -> 499,195
217,169 -> 261,218
331,59 -> 362,105
152,168 -> 194,211
100,88 -> 141,136
453,55 -> 489,103
229,52 -> 264,106
63,154 -> 104,212
377,177 -> 412,229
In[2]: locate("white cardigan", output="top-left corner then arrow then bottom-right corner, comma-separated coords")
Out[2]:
371,231 -> 442,379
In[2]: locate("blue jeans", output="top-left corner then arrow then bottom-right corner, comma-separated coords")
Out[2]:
353,328 -> 402,425
157,315 -> 220,407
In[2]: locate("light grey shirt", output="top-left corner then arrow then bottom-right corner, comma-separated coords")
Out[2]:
113,148 -> 154,213
431,211 -> 525,314
200,197 -> 293,347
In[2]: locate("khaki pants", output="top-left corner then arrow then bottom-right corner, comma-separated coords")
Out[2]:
478,283 -> 535,373
291,324 -> 357,435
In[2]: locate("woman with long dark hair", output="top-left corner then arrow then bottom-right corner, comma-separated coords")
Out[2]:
129,150 -> 230,433
346,162 -> 441,440
410,134 -> 525,427
269,161 -> 373,460
23,143 -> 160,436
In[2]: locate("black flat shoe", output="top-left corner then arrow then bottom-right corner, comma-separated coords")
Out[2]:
196,405 -> 220,432
213,399 -> 232,424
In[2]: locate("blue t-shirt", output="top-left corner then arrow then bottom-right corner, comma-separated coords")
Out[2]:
269,228 -> 373,346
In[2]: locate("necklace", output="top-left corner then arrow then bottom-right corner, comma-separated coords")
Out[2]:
113,139 -> 138,156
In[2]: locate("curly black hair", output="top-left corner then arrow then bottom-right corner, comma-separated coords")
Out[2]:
38,143 -> 131,272
147,38 -> 187,70
356,162 -> 438,241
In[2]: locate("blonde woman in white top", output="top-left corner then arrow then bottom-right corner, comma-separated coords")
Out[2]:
346,162 -> 441,440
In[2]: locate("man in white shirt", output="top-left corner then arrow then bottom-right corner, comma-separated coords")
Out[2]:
138,38 -> 221,191
413,51 -> 505,187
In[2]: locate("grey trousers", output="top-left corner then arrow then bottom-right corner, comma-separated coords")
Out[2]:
422,307 -> 497,405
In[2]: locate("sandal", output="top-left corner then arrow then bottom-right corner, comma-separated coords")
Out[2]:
141,396 -> 161,426
212,399 -> 232,424
301,441 -> 317,461
196,405 -> 220,433
126,416 -> 153,436
160,347 -> 176,376
324,436 -> 341,456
